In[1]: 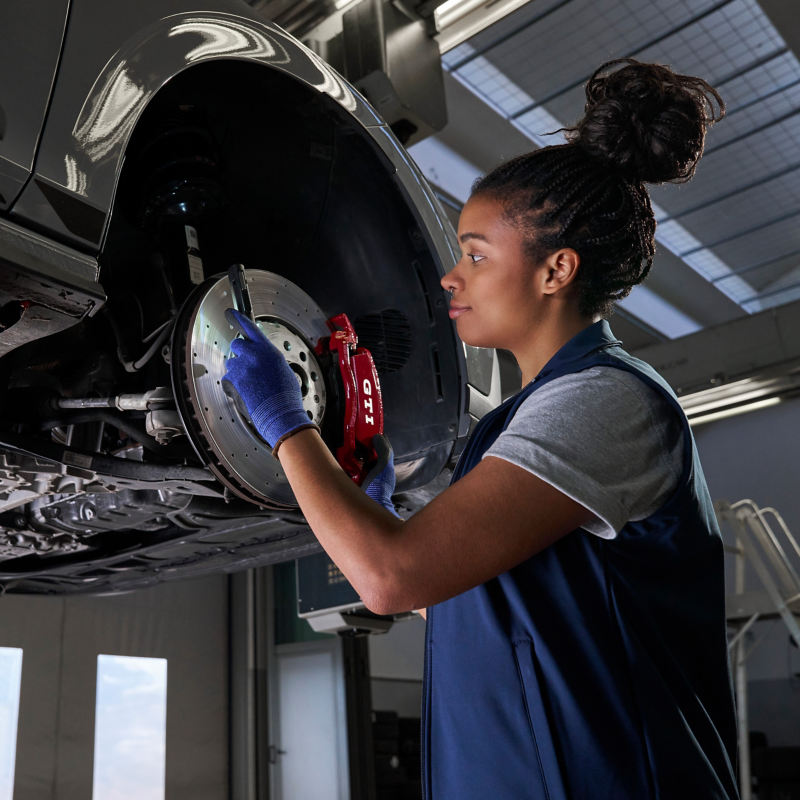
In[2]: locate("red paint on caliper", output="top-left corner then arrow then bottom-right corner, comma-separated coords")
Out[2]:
316,313 -> 384,486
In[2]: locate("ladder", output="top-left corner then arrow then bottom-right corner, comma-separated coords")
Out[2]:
716,500 -> 800,800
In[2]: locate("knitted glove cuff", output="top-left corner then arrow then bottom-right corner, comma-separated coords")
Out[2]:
365,480 -> 400,518
250,391 -> 311,448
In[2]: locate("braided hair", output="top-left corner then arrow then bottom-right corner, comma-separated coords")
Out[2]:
472,59 -> 725,318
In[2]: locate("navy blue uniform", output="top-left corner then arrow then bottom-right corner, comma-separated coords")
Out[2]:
421,321 -> 738,800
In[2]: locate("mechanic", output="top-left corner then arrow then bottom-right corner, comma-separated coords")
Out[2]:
223,59 -> 738,799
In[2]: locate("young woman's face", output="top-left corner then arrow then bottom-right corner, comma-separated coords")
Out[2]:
441,194 -> 547,351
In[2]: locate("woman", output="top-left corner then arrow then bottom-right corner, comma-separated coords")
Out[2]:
224,59 -> 738,799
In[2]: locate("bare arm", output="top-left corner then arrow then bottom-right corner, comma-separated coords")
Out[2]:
279,429 -> 594,615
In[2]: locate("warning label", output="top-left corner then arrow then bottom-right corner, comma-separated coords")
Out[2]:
188,254 -> 205,285
62,451 -> 93,469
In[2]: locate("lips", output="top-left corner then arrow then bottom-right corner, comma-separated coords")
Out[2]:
448,302 -> 471,320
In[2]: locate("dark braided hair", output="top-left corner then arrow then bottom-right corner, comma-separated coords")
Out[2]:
472,59 -> 725,318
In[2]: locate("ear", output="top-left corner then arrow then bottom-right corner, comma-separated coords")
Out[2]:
540,248 -> 580,296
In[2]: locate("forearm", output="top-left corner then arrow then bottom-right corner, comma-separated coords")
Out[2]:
278,428 -> 411,612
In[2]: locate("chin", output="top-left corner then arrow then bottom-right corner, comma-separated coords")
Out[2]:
455,321 -> 503,350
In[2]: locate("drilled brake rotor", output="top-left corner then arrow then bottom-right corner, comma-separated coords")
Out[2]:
171,271 -> 330,507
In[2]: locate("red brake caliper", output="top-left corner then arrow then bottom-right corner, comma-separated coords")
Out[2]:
316,313 -> 384,486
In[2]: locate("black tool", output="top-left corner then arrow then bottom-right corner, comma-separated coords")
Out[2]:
228,263 -> 254,322
224,265 -> 255,421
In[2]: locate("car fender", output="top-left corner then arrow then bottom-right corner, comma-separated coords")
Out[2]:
10,8 -> 386,253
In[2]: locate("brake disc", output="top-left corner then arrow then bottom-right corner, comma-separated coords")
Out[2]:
172,271 -> 330,507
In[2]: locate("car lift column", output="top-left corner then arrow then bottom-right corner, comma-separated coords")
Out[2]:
342,632 -> 377,800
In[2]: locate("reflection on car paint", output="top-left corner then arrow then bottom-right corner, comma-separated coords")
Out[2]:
64,154 -> 89,196
73,60 -> 146,165
66,13 -> 357,201
171,17 -> 289,63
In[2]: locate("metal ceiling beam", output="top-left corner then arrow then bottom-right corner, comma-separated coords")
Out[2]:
508,0 -> 738,120
713,46 -> 789,89
680,205 -> 800,257
704,105 -> 800,156
660,160 -> 800,224
721,71 -> 800,121
741,276 -> 800,306
759,0 -> 800,67
630,296 -> 800,397
614,306 -> 667,343
447,0 -> 577,71
435,70 -> 534,172
712,246 -> 800,284
646,245 -> 745,326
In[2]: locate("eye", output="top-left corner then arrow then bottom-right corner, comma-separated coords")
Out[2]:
468,253 -> 485,264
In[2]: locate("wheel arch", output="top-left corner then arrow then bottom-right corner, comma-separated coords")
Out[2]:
13,10 -> 382,253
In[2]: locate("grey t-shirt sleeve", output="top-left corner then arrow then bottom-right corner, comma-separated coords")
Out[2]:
482,366 -> 685,539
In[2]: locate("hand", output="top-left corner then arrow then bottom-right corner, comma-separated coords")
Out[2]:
222,308 -> 315,450
362,434 -> 400,518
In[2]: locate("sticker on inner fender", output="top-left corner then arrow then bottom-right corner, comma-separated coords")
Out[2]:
63,451 -> 92,469
188,254 -> 205,285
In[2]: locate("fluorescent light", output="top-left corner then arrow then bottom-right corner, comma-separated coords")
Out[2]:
435,0 -> 488,30
435,0 -> 533,53
688,397 -> 781,427
682,386 -> 779,416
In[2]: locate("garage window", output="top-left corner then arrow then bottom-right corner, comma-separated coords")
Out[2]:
92,655 -> 167,800
0,648 -> 22,800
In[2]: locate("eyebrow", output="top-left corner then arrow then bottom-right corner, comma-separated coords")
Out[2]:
459,232 -> 490,243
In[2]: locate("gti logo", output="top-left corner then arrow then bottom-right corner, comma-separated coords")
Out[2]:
363,378 -> 374,426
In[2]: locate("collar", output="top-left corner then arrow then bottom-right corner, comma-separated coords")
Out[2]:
536,320 -> 621,380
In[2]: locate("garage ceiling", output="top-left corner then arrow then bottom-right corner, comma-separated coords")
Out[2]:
439,0 -> 800,318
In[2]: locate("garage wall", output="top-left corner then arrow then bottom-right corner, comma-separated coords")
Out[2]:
693,395 -> 800,746
369,615 -> 426,718
0,574 -> 229,799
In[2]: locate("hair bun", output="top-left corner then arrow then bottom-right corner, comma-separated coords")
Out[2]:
566,58 -> 724,184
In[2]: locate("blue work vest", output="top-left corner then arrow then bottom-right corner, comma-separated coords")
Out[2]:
422,320 -> 738,800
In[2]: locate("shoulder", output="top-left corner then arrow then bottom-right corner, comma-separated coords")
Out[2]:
489,365 -> 685,538
510,366 -> 676,429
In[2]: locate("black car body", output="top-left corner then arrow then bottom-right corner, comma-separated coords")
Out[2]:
0,0 -> 500,593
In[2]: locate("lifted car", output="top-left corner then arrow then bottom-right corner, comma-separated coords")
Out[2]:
0,0 -> 500,594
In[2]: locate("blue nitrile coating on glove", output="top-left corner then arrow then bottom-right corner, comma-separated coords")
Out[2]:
363,434 -> 400,518
222,308 -> 312,449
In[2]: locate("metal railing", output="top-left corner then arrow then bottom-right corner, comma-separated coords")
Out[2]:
716,500 -> 800,800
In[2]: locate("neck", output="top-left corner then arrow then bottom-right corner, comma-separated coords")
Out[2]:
513,313 -> 598,388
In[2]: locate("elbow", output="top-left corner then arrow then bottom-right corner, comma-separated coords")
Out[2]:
361,591 -> 402,617
357,571 -> 413,617
361,594 -> 409,617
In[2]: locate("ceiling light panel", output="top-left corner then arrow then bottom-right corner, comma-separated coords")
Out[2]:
445,0 -> 800,319
674,177 -> 800,247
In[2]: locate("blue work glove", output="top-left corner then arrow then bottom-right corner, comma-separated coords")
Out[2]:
362,434 -> 400,518
222,308 -> 315,450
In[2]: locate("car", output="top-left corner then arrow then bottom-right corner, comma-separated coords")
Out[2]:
0,0 -> 501,594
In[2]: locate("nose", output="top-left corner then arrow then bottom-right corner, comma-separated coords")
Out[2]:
441,263 -> 462,296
